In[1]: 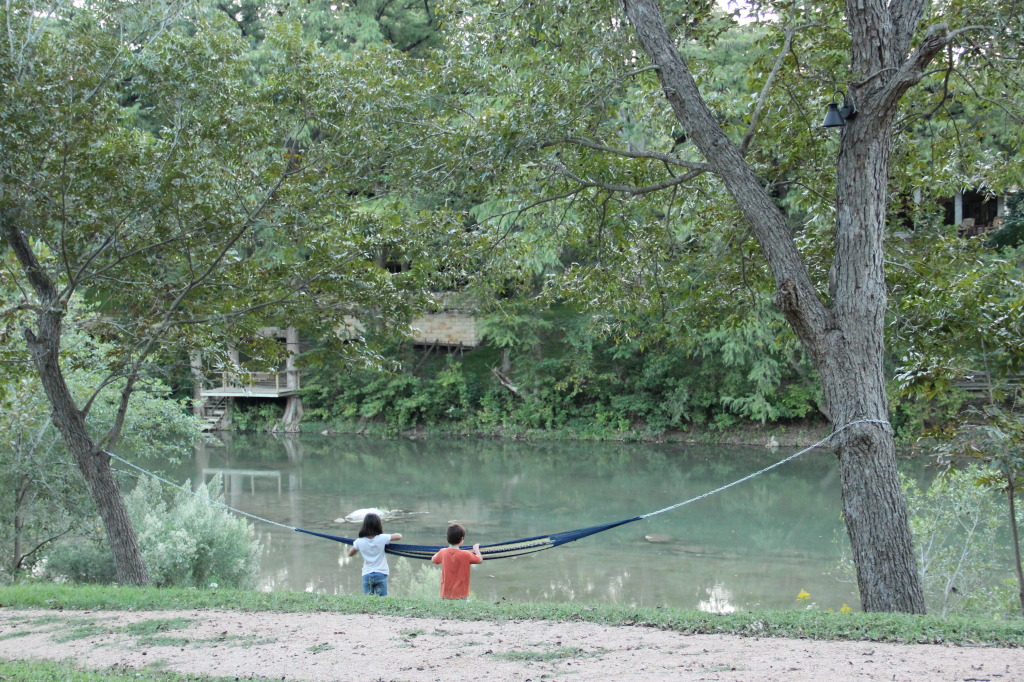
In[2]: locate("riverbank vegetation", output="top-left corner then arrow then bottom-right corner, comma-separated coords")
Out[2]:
41,476 -> 260,591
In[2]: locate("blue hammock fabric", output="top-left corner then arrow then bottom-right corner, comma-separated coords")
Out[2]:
294,516 -> 642,561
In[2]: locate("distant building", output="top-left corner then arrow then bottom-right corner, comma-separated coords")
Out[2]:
195,298 -> 481,432
192,326 -> 302,432
934,188 -> 1008,236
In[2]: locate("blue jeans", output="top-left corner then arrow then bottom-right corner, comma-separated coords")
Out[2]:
362,572 -> 388,596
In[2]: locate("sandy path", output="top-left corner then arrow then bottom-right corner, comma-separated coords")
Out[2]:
1,608 -> 1022,681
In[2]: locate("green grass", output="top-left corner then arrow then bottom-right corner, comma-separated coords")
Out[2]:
493,645 -> 609,662
0,659 -> 276,681
1,582 -> 1022,649
306,642 -> 335,653
121,618 -> 194,637
53,621 -> 106,643
0,629 -> 34,641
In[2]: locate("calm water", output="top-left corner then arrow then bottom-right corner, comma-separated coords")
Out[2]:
139,433 -> 911,612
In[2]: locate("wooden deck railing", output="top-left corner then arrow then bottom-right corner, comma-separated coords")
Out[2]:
953,372 -> 1022,394
215,370 -> 299,392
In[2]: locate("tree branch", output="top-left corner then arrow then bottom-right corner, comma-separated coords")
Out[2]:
551,136 -> 711,172
622,0 -> 828,346
16,526 -> 74,571
553,161 -> 705,196
740,25 -> 796,156
100,171 -> 292,449
874,23 -> 950,115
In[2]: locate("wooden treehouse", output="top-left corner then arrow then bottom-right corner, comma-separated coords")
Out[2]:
192,327 -> 304,432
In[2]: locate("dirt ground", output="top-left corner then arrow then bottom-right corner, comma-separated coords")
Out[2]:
1,608 -> 1023,681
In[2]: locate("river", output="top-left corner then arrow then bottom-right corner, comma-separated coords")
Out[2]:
135,432 -> 902,612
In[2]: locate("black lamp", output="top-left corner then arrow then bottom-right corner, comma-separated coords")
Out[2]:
822,90 -> 857,128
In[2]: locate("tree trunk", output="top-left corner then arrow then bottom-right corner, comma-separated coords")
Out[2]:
821,361 -> 923,612
824,114 -> 925,613
2,216 -> 150,586
622,0 -> 934,612
1007,475 -> 1024,617
23,318 -> 150,586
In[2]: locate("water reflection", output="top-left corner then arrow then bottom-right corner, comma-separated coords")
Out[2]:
699,584 -> 736,614
135,432 -> 878,611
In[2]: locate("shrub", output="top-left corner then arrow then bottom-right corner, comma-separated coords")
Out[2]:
127,475 -> 261,589
40,537 -> 117,584
391,557 -> 441,600
902,466 -> 1017,617
232,400 -> 285,432
44,476 -> 261,589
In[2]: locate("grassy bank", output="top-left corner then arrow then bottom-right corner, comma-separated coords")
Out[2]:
1,583 -> 1021,647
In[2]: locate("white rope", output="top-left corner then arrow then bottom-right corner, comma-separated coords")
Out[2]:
106,418 -> 891,529
104,450 -> 295,531
638,418 -> 890,519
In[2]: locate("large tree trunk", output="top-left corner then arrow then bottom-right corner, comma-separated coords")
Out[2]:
622,0 -> 938,612
23,311 -> 150,586
823,118 -> 925,612
2,216 -> 150,586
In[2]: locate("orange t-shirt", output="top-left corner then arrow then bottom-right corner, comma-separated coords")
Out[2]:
431,547 -> 482,599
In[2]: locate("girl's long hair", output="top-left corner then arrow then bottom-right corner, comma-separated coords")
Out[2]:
358,513 -> 384,538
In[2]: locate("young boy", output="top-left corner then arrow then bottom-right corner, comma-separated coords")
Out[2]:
431,523 -> 483,599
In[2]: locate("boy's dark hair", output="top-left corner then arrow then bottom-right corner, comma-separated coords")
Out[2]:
446,523 -> 466,546
358,513 -> 384,538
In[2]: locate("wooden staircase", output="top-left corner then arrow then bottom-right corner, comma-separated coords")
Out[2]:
199,396 -> 230,431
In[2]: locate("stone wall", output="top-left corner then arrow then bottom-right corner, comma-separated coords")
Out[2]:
339,312 -> 479,347
410,312 -> 479,347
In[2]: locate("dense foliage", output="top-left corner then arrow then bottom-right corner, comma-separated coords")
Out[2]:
44,476 -> 260,589
0,0 -> 469,582
298,305 -> 821,438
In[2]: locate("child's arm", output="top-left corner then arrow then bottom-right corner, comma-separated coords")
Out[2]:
472,543 -> 482,561
388,533 -> 403,542
347,547 -> 359,557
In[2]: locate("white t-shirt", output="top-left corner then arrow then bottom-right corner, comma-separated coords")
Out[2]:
352,534 -> 394,575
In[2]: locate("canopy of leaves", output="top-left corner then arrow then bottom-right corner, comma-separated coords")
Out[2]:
1,0 -> 477,396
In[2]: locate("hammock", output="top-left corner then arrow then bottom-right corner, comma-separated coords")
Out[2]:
294,516 -> 641,561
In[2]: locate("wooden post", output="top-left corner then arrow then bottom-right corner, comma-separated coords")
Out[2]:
190,353 -> 204,417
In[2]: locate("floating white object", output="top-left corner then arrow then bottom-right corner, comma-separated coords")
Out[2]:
338,507 -> 392,524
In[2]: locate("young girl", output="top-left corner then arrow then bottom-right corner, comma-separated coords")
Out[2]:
347,513 -> 403,596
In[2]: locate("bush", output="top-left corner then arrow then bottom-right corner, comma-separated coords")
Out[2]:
127,475 -> 261,589
391,557 -> 441,600
903,466 -> 1017,617
232,400 -> 285,432
40,537 -> 117,584
46,476 -> 262,588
